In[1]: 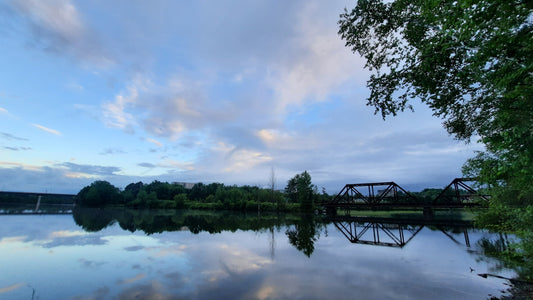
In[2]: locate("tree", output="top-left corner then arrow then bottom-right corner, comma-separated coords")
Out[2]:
76,180 -> 123,207
134,190 -> 158,208
144,180 -> 172,200
285,171 -> 317,211
339,1 -> 532,213
123,181 -> 143,203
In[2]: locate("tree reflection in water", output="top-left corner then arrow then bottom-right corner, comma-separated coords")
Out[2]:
72,208 -> 328,256
285,214 -> 322,257
475,233 -> 533,282
72,208 -> 483,257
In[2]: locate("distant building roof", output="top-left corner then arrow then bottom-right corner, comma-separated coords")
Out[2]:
172,182 -> 197,189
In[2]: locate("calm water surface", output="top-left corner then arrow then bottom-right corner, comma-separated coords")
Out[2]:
0,209 -> 516,299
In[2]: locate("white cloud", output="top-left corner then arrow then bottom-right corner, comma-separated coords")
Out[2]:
145,138 -> 162,147
157,159 -> 194,171
0,161 -> 44,171
50,230 -> 88,238
102,86 -> 138,133
209,142 -> 272,173
256,129 -> 275,144
265,2 -> 367,113
32,123 -> 61,136
224,149 -> 272,173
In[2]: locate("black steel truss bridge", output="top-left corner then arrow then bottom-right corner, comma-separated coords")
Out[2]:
323,178 -> 488,213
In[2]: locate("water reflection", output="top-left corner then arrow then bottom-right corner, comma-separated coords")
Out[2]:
0,208 -> 522,299
72,207 -> 325,256
331,216 -> 472,248
71,208 -> 478,257
285,214 -> 324,257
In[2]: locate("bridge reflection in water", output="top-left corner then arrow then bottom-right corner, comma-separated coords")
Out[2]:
331,216 -> 472,248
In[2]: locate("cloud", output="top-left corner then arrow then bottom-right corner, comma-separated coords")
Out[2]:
0,236 -> 27,246
266,2 -> 366,113
138,163 -> 156,168
0,283 -> 24,294
99,147 -> 126,155
0,132 -> 28,141
58,162 -> 121,176
222,148 -> 272,173
0,106 -> 7,114
49,230 -> 88,238
124,246 -> 144,252
6,0 -> 112,67
157,159 -> 195,171
78,258 -> 107,268
94,0 -> 368,159
0,161 -> 43,171
101,77 -> 210,139
102,86 -> 138,133
4,146 -> 32,151
118,273 -> 146,285
32,123 -> 61,135
41,235 -> 109,248
145,138 -> 162,147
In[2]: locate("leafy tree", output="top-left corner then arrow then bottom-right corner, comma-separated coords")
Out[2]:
134,190 -> 158,208
123,181 -> 143,203
285,171 -> 317,211
169,184 -> 187,198
339,1 -> 532,219
75,180 -> 123,207
189,182 -> 207,202
144,180 -> 173,200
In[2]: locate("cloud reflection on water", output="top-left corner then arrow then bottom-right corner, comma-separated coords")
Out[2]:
0,283 -> 24,294
0,213 -> 517,299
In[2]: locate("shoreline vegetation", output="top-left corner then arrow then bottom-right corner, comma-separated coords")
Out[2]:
70,174 -> 480,213
73,172 -> 329,213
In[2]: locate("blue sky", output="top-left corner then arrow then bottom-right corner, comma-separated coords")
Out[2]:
0,0 -> 482,194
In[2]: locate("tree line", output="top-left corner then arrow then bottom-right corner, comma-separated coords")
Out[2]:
75,171 -> 331,212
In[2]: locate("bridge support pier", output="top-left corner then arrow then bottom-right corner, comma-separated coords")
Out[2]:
34,195 -> 42,212
423,207 -> 434,218
325,206 -> 337,216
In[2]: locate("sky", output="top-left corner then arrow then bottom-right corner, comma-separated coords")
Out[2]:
0,0 -> 483,194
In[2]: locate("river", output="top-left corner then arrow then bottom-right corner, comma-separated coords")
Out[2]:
0,208 -> 518,299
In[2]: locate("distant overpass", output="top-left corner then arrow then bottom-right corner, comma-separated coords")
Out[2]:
0,191 -> 75,212
0,191 -> 76,198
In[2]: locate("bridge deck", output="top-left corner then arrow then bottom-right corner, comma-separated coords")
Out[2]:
323,202 -> 479,209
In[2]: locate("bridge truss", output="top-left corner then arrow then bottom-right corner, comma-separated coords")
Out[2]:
324,178 -> 488,213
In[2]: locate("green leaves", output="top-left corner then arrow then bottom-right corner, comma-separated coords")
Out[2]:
285,171 -> 318,211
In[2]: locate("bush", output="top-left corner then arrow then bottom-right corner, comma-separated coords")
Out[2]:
173,194 -> 188,209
